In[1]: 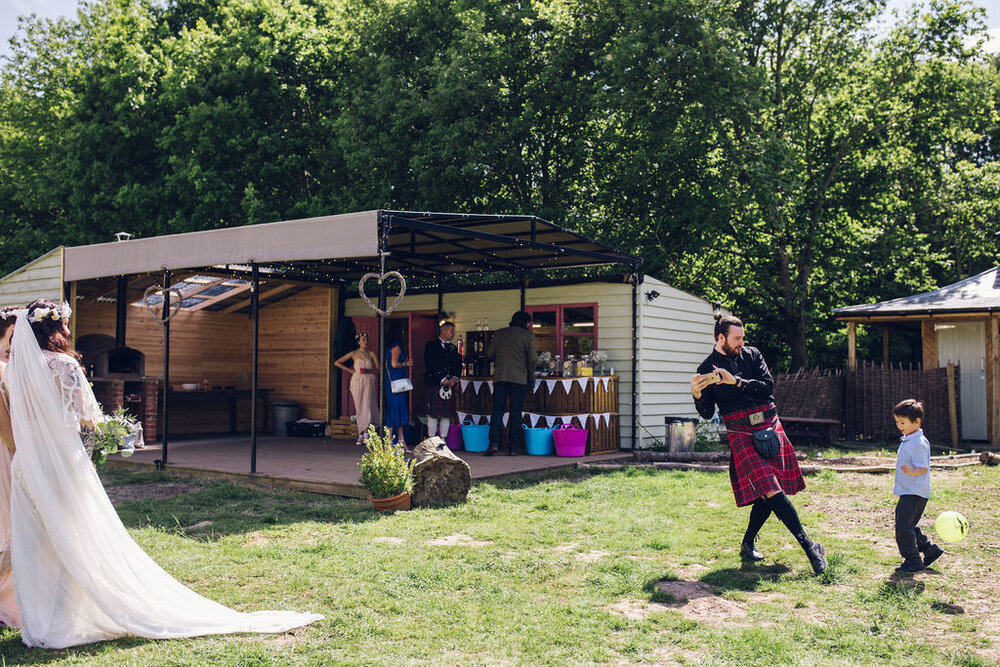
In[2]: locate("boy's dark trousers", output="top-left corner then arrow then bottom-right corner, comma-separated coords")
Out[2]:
895,494 -> 931,562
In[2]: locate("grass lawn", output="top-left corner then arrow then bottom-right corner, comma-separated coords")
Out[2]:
1,464 -> 997,665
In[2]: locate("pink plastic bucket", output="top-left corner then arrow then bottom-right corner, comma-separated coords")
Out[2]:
446,422 -> 464,451
553,423 -> 588,457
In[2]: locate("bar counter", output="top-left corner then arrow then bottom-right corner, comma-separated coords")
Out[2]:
455,375 -> 620,454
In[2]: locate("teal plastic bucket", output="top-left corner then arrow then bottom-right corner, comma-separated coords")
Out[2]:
461,419 -> 490,452
522,424 -> 555,456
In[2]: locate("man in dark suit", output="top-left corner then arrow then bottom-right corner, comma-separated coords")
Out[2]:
423,321 -> 463,439
485,310 -> 537,456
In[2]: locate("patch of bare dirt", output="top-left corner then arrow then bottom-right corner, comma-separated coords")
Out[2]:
372,537 -> 405,544
104,481 -> 202,506
427,533 -> 491,547
243,532 -> 270,547
576,550 -> 610,563
552,542 -> 578,553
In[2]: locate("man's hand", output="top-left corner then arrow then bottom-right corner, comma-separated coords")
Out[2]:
713,366 -> 738,385
690,373 -> 719,399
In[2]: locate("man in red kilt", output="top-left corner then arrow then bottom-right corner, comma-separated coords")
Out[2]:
691,314 -> 827,575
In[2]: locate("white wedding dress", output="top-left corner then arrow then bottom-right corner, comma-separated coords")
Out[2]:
4,311 -> 322,648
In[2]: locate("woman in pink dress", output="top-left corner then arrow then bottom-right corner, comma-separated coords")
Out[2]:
0,307 -> 19,628
334,333 -> 380,443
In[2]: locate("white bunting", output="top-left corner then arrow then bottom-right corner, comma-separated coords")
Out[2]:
545,379 -> 559,394
545,415 -> 557,428
460,380 -> 469,392
486,380 -> 494,392
577,414 -> 590,427
457,411 -> 468,424
471,381 -> 482,395
601,412 -> 610,427
502,412 -> 510,427
600,377 -> 611,391
576,377 -> 588,391
561,379 -> 573,393
534,379 -> 542,392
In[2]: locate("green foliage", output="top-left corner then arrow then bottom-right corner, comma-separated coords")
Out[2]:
1,0 -> 998,371
357,424 -> 413,499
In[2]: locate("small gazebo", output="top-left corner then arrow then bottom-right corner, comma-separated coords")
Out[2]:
834,266 -> 1000,444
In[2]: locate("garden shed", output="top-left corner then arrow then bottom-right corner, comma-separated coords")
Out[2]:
834,265 -> 1000,445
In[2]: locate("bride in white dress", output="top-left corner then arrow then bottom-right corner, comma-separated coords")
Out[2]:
2,301 -> 322,649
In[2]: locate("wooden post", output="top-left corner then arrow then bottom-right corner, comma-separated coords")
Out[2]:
946,362 -> 959,448
326,285 -> 340,425
847,322 -> 857,372
922,320 -> 937,369
991,316 -> 1000,446
882,328 -> 890,366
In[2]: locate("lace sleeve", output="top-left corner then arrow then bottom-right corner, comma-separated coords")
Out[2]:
45,353 -> 104,432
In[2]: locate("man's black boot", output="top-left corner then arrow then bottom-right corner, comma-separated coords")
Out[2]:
740,540 -> 764,562
796,533 -> 827,575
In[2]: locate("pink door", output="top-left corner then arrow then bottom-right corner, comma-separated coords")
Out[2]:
408,312 -> 439,417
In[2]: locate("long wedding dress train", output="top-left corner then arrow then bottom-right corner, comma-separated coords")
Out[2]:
5,312 -> 322,648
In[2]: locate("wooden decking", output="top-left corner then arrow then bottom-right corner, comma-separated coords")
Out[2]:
107,435 -> 627,498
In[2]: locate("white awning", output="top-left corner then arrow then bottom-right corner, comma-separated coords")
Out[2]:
63,211 -> 379,281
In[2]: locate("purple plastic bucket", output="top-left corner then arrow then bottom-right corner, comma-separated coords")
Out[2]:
553,423 -> 587,457
446,422 -> 464,451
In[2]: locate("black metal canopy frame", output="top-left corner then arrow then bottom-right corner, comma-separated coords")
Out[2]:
151,210 -> 642,472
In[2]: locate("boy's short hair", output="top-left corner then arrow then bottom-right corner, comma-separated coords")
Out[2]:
893,399 -> 924,423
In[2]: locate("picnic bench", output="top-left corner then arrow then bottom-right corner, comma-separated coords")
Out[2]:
780,416 -> 840,446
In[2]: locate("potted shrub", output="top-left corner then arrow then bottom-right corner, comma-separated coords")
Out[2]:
358,425 -> 414,512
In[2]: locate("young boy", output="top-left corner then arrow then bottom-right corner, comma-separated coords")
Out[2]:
892,399 -> 944,573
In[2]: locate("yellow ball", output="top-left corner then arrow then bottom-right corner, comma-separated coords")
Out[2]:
935,511 -> 969,543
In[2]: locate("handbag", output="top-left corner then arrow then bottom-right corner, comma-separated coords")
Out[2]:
752,427 -> 781,458
390,377 -> 413,394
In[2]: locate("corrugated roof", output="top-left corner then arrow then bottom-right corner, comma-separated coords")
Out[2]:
833,266 -> 1000,317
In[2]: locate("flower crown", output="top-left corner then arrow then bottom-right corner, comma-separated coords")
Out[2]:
28,302 -> 72,324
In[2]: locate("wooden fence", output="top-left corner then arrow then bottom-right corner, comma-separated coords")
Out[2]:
773,368 -> 844,421
773,362 -> 959,445
843,361 -> 959,445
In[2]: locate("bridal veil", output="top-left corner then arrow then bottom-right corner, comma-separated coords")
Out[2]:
5,311 -> 321,648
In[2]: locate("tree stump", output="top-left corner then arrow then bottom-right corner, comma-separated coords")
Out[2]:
411,436 -> 471,507
979,451 -> 999,466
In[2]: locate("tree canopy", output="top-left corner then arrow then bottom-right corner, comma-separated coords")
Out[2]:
1,0 -> 998,369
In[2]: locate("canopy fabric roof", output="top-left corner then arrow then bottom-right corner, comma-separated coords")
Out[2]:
63,211 -> 379,282
833,266 -> 1000,318
62,210 -> 638,285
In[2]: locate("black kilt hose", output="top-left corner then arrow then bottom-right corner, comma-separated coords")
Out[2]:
723,403 -> 805,507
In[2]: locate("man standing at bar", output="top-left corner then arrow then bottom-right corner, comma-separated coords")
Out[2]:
423,322 -> 462,441
485,311 -> 536,456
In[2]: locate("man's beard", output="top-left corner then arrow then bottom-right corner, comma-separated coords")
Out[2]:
721,341 -> 742,357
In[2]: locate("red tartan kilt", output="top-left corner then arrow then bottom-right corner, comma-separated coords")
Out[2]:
724,403 -> 805,507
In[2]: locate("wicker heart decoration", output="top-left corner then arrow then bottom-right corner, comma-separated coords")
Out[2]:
143,285 -> 183,324
359,271 -> 407,317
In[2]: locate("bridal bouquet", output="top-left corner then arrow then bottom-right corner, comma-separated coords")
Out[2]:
86,408 -> 141,467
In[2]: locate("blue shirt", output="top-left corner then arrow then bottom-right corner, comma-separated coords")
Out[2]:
894,429 -> 931,498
